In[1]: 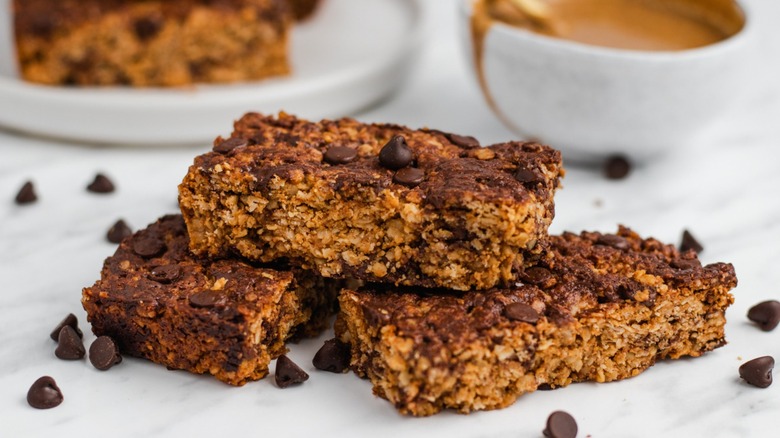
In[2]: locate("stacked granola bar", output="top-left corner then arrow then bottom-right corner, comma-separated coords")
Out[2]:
84,112 -> 736,415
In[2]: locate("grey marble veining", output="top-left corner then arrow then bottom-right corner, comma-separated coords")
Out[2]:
2,1 -> 780,436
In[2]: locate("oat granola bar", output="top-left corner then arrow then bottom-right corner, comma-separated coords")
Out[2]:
82,215 -> 337,385
178,112 -> 563,291
13,0 -> 291,86
336,227 -> 737,415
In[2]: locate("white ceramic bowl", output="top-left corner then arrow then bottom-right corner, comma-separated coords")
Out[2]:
459,0 -> 754,162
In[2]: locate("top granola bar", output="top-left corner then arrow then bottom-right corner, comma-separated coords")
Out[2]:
179,112 -> 563,290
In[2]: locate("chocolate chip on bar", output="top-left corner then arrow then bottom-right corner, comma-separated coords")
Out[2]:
87,173 -> 116,193
50,313 -> 83,341
89,336 -> 123,371
379,135 -> 413,170
132,235 -> 166,258
55,326 -> 86,360
747,300 -> 780,331
739,356 -> 774,388
148,265 -> 181,284
214,138 -> 248,154
543,411 -> 578,438
107,219 -> 133,244
504,302 -> 540,323
447,133 -> 480,149
275,355 -> 309,388
15,181 -> 38,204
27,376 -> 63,409
680,229 -> 704,254
189,290 -> 225,308
604,155 -> 631,180
324,146 -> 357,165
393,167 -> 424,187
313,338 -> 350,373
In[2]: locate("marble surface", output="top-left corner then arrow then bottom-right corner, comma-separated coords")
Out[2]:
2,1 -> 779,436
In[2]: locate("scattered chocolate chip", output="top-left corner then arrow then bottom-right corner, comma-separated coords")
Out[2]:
537,383 -> 554,391
543,411 -> 578,438
106,219 -> 132,244
505,302 -> 540,324
447,133 -> 480,149
680,229 -> 704,254
379,135 -> 413,170
596,234 -> 630,250
739,356 -> 774,388
189,290 -> 225,308
523,267 -> 553,285
50,313 -> 83,341
132,235 -> 166,258
275,355 -> 309,388
15,181 -> 37,204
670,258 -> 701,271
27,376 -> 63,409
87,173 -> 115,194
312,338 -> 350,373
134,16 -> 162,41
148,265 -> 182,284
514,167 -> 542,184
393,167 -> 425,187
604,155 -> 631,180
55,326 -> 86,360
213,137 -> 248,154
323,146 -> 357,165
89,336 -> 123,371
747,301 -> 780,332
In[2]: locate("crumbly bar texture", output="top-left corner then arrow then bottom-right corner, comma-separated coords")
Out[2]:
178,112 -> 563,291
82,215 -> 337,385
13,0 -> 291,86
336,227 -> 737,416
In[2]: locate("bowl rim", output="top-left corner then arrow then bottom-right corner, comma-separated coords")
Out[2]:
460,0 -> 753,62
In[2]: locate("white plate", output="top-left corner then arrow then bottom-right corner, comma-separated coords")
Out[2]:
0,0 -> 423,145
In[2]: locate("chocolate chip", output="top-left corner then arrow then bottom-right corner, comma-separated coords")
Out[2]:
134,17 -> 162,41
323,146 -> 357,165
107,219 -> 132,244
505,302 -> 540,324
214,137 -> 248,154
27,377 -> 63,409
379,135 -> 413,170
739,356 -> 774,388
543,411 -> 578,438
604,155 -> 631,180
55,326 -> 86,360
747,301 -> 780,332
189,290 -> 225,308
680,229 -> 704,254
15,181 -> 37,204
50,313 -> 83,341
89,336 -> 123,371
596,234 -> 630,250
670,258 -> 701,271
132,235 -> 166,258
148,265 -> 181,284
447,133 -> 480,149
87,173 -> 115,193
275,355 -> 309,388
523,267 -> 553,285
514,167 -> 542,184
312,338 -> 350,373
393,167 -> 425,187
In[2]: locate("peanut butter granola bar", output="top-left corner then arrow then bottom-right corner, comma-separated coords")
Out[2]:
178,112 -> 563,291
336,227 -> 737,415
82,215 -> 337,385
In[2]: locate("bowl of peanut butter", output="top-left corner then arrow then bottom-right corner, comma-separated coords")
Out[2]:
462,0 -> 751,161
